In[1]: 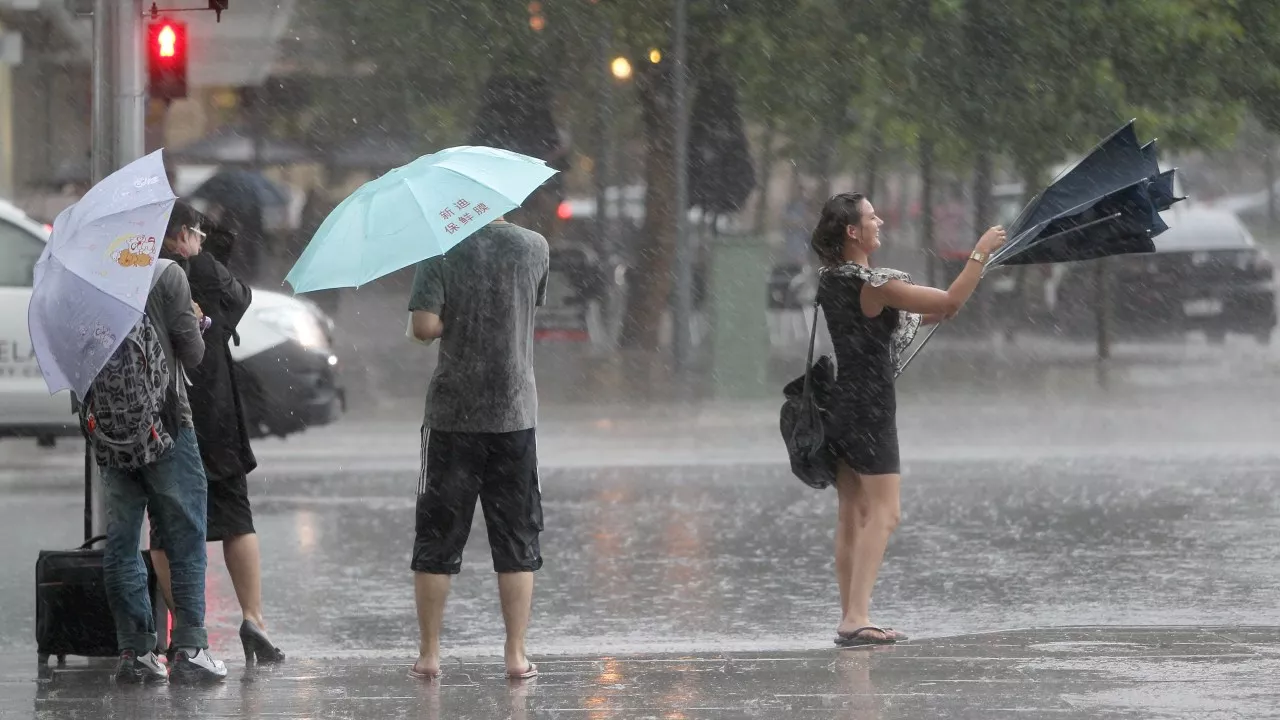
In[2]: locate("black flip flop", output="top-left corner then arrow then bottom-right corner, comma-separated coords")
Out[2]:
834,626 -> 901,647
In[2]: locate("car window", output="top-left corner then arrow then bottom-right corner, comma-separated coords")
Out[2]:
0,220 -> 45,287
1152,212 -> 1252,251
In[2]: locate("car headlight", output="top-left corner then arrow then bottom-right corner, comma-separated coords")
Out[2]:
258,306 -> 329,351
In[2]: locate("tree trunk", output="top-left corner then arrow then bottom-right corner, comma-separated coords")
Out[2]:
862,121 -> 881,199
620,66 -> 678,352
971,150 -> 994,331
1095,257 -> 1112,363
972,150 -> 994,230
752,119 -> 777,235
920,138 -> 937,286
1265,140 -> 1278,238
813,120 -> 840,203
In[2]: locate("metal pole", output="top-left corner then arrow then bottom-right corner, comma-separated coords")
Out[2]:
594,21 -> 611,237
90,0 -> 113,184
671,0 -> 693,374
110,0 -> 168,650
88,0 -> 114,540
112,0 -> 146,166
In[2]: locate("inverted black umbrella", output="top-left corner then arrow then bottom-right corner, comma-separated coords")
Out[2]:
897,121 -> 1182,377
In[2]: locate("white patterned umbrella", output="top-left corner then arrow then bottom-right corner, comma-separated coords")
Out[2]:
28,149 -> 177,396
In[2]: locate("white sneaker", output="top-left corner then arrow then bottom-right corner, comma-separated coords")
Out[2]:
115,650 -> 169,684
170,648 -> 228,684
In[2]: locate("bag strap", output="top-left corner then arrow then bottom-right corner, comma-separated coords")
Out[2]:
800,299 -> 820,405
83,437 -> 93,542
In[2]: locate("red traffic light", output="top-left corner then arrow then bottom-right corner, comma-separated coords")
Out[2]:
157,25 -> 177,57
147,20 -> 188,100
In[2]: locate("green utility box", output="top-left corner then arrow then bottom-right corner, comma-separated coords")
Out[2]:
708,233 -> 772,399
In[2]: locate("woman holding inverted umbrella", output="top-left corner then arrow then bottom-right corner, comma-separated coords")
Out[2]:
810,192 -> 1005,648
801,122 -> 1179,648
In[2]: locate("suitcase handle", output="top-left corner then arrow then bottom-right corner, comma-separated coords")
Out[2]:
78,535 -> 107,550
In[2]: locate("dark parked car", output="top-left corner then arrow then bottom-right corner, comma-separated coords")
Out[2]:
1051,208 -> 1276,344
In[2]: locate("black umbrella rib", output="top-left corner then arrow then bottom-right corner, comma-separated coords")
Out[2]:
896,212 -> 1126,379
991,212 -> 1124,266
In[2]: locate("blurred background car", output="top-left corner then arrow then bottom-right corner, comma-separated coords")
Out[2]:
0,198 -> 343,447
1050,207 -> 1276,344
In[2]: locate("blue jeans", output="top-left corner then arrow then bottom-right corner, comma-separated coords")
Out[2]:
100,427 -> 209,653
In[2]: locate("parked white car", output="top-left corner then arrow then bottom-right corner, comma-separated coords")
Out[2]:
0,199 -> 344,446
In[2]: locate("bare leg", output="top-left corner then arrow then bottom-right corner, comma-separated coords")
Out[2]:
223,533 -> 265,627
149,550 -> 176,612
414,572 -> 452,675
841,473 -> 901,639
496,572 -> 534,675
834,464 -> 864,628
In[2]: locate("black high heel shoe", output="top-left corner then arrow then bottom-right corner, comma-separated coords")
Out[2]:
240,620 -> 286,664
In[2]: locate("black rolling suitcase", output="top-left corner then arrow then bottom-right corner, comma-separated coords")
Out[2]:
35,439 -> 156,668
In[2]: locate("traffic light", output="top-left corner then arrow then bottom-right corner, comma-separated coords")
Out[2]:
147,20 -> 188,101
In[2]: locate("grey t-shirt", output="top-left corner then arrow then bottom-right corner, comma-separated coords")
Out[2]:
147,260 -> 205,427
408,221 -> 549,433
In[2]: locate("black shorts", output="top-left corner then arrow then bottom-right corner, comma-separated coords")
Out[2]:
411,427 -> 544,575
150,472 -> 256,549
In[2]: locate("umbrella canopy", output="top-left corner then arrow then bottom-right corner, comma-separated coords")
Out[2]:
191,168 -> 290,212
896,121 -> 1182,378
1001,174 -> 1184,266
170,125 -> 314,166
285,145 -> 558,293
190,168 -> 293,232
994,120 -> 1166,266
28,149 -> 177,396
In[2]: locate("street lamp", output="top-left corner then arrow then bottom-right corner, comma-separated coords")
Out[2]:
610,56 -> 633,81
648,48 -> 662,64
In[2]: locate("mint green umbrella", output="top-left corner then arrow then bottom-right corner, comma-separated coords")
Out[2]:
285,145 -> 557,293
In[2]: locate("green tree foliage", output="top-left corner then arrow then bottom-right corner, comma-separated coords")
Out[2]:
298,0 -> 1280,347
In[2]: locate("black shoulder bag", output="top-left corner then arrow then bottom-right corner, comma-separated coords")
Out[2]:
779,300 -> 838,489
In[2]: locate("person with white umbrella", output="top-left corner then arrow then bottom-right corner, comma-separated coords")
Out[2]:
29,152 -> 228,684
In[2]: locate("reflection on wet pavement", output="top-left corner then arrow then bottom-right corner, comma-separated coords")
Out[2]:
6,628 -> 1280,718
5,456 -> 1280,662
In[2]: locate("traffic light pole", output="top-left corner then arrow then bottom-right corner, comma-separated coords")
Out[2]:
90,0 -> 113,186
92,0 -> 161,650
113,0 -> 147,167
87,0 -> 111,550
89,0 -> 147,540
91,0 -> 146,183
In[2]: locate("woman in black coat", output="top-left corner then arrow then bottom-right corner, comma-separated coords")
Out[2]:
150,206 -> 285,664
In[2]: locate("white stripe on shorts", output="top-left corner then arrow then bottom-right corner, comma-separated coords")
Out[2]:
417,426 -> 430,495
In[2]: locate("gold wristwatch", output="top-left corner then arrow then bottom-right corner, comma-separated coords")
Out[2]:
969,249 -> 989,265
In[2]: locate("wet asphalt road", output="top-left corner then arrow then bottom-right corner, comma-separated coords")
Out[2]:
4,443 -> 1280,662
4,335 -> 1280,664
4,338 -> 1280,717
10,627 -> 1280,719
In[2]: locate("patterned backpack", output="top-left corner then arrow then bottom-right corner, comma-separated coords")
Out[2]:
80,314 -> 174,469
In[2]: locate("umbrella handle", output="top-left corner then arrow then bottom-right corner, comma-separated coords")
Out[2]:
895,321 -> 941,379
895,261 -> 994,379
901,210 -> 1129,377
